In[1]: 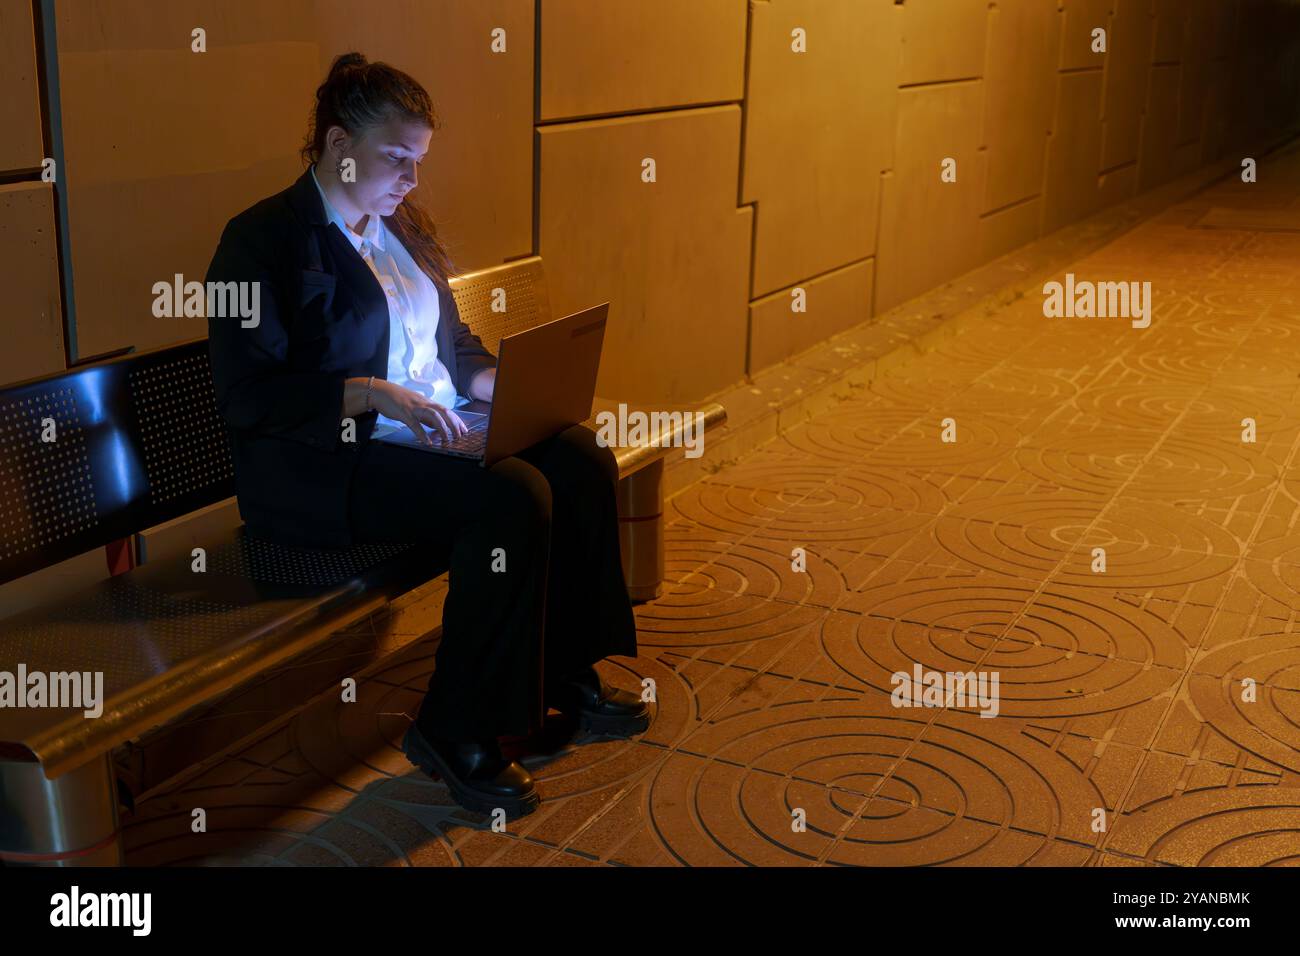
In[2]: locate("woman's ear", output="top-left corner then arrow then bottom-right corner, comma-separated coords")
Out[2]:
323,125 -> 352,166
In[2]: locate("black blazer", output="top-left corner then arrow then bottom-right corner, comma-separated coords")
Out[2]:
205,167 -> 496,549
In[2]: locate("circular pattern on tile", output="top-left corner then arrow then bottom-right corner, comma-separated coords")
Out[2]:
844,574 -> 1036,639
1062,506 -> 1239,588
643,704 -> 926,865
816,606 -> 1183,719
644,695 -> 1101,865
1201,289 -> 1286,316
870,369 -> 1080,414
1014,435 -> 1153,494
826,415 -> 1024,472
667,481 -> 817,536
820,587 -> 1188,697
1001,589 -> 1189,668
1122,347 -> 1227,384
1277,475 -> 1300,509
1239,313 -> 1300,344
933,496 -> 1239,588
663,520 -> 737,585
960,372 -> 1081,413
702,454 -> 843,495
1070,385 -> 1214,432
1243,552 -> 1300,612
1188,673 -> 1300,773
1217,346 -> 1300,385
869,366 -> 987,402
1108,788 -> 1300,865
1194,631 -> 1300,692
1121,435 -> 1278,498
668,540 -> 852,608
1172,310 -> 1246,344
933,493 -> 1107,576
1248,533 -> 1300,570
781,404 -> 928,464
813,466 -> 952,513
879,370 -> 993,396
1172,391 -> 1300,438
1134,334 -> 1234,363
931,329 -> 1032,366
635,586 -> 826,649
849,718 -> 1106,848
754,509 -> 946,561
745,469 -> 946,550
1041,327 -> 1134,353
1006,339 -> 1105,370
837,800 -> 1090,865
972,636 -> 1182,717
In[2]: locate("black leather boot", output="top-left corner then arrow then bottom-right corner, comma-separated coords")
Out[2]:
402,722 -> 539,818
547,665 -> 651,737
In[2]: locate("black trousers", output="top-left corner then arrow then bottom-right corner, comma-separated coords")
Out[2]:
347,423 -> 639,741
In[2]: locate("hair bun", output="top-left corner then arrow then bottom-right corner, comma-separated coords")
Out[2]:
329,52 -> 367,77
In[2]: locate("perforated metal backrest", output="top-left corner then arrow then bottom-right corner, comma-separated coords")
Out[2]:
130,348 -> 234,506
0,338 -> 234,586
449,256 -> 552,357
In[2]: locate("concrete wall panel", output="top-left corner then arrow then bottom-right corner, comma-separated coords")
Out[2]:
1043,70 -> 1105,234
0,183 -> 65,386
1100,0 -> 1155,173
1177,0 -> 1214,148
1200,57 -> 1234,164
982,0 -> 1061,213
980,196 -> 1042,265
875,83 -> 986,313
1060,0 -> 1112,72
539,0 -> 746,121
748,258 -> 872,376
898,0 -> 987,86
1138,64 -> 1185,191
537,107 -> 751,404
1152,0 -> 1186,63
0,0 -> 44,171
743,0 -> 899,298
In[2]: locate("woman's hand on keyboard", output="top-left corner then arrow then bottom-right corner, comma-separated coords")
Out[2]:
370,380 -> 468,446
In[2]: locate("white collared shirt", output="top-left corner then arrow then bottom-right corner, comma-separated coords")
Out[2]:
310,165 -> 466,419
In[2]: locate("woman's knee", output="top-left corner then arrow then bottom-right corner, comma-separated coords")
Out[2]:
486,457 -> 552,527
555,423 -> 619,488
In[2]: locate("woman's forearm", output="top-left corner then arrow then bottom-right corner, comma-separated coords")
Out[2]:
342,377 -> 373,418
468,367 -> 496,401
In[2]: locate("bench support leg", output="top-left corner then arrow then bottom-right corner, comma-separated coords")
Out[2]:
0,755 -> 123,866
617,459 -> 665,602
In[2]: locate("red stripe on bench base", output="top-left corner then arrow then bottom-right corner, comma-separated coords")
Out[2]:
105,537 -> 136,576
0,828 -> 121,863
618,513 -> 662,523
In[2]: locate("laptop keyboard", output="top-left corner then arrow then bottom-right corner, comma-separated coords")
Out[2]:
428,417 -> 489,453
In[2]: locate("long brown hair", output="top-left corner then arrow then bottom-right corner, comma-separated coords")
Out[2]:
301,52 -> 457,292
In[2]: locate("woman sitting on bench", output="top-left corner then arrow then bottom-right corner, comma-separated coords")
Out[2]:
204,52 -> 648,820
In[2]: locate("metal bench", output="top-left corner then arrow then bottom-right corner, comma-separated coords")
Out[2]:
0,255 -> 725,866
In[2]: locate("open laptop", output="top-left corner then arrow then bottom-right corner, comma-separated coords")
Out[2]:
370,302 -> 609,467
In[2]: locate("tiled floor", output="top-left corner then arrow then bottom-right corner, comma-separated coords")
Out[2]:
125,146 -> 1300,866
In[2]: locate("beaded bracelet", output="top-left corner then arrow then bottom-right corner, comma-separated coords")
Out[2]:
365,375 -> 375,411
